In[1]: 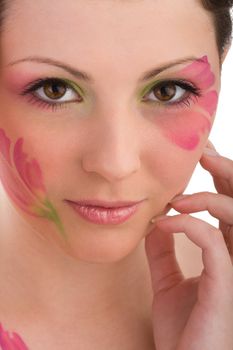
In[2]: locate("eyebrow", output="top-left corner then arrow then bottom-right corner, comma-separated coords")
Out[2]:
7,55 -> 205,83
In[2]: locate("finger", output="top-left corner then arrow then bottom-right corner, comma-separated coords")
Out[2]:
201,156 -> 232,196
145,225 -> 184,295
219,221 -> 233,253
170,192 -> 233,257
155,214 -> 233,281
170,192 -> 233,226
205,139 -> 216,149
200,150 -> 233,196
212,177 -> 232,197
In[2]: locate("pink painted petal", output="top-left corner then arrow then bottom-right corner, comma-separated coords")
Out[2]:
194,64 -> 215,90
0,157 -> 42,217
0,323 -> 17,350
0,155 -> 66,238
0,144 -> 66,235
178,56 -> 215,90
11,332 -> 29,350
12,138 -> 29,186
167,130 -> 200,151
0,324 -> 29,350
0,131 -> 66,238
13,138 -> 46,199
25,158 -> 46,196
0,129 -> 12,166
1,180 -> 39,217
161,111 -> 211,151
199,90 -> 218,116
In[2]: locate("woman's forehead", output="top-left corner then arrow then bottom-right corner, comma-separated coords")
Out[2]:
1,0 -> 216,78
3,0 -> 213,47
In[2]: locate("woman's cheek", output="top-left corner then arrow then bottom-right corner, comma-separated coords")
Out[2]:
0,128 -> 67,241
151,54 -> 219,150
154,90 -> 218,151
199,90 -> 218,116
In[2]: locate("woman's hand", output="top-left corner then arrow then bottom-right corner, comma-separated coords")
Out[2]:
171,141 -> 233,260
144,142 -> 233,350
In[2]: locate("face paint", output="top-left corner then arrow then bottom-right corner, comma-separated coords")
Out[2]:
179,56 -> 215,90
198,90 -> 218,116
158,110 -> 211,150
155,56 -> 218,150
0,322 -> 29,349
0,129 -> 67,241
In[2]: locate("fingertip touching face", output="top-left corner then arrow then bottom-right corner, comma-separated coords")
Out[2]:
0,0 -> 220,262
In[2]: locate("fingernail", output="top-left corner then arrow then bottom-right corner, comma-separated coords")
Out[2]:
170,194 -> 190,202
203,147 -> 220,157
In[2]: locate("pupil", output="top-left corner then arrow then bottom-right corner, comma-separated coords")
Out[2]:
44,82 -> 66,99
156,84 -> 176,101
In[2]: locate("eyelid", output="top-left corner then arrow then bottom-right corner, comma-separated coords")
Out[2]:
19,75 -> 202,113
63,78 -> 85,96
20,77 -> 85,97
139,79 -> 164,99
138,78 -> 201,101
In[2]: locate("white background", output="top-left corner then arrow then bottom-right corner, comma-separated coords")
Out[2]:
171,42 -> 233,227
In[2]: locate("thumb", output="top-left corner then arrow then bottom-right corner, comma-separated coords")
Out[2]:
145,224 -> 184,295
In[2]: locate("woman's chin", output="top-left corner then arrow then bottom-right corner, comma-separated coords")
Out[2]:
6,196 -> 164,264
58,224 -> 147,264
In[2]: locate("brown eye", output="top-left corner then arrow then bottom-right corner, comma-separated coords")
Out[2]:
43,81 -> 67,100
142,80 -> 201,109
152,83 -> 177,101
30,79 -> 81,104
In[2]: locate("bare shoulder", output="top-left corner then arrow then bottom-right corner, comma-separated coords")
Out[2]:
0,322 -> 30,349
0,320 -> 157,350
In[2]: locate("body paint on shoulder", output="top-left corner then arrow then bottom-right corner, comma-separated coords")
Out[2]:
0,322 -> 29,350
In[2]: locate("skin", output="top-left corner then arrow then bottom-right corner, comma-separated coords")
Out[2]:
0,322 -> 28,350
0,0 -> 232,349
0,129 -> 66,240
152,56 -> 218,150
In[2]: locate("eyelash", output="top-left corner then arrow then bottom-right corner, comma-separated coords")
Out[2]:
20,77 -> 79,112
143,79 -> 202,109
20,77 -> 202,112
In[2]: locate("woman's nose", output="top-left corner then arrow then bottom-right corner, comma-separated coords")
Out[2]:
81,119 -> 141,182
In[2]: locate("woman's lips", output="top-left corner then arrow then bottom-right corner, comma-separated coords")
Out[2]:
66,201 -> 144,225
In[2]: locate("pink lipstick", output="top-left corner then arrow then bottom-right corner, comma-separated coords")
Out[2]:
66,199 -> 144,225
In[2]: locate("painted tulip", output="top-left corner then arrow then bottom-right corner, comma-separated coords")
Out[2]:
0,129 -> 66,240
0,322 -> 29,350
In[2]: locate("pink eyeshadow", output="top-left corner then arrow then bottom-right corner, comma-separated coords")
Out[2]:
3,70 -> 44,94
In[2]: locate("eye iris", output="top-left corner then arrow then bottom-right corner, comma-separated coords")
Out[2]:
154,83 -> 176,101
44,82 -> 66,100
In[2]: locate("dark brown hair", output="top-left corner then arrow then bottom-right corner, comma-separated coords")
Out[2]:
201,0 -> 233,57
0,0 -> 232,59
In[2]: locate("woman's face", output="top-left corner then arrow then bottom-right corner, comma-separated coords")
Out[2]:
0,0 -> 220,262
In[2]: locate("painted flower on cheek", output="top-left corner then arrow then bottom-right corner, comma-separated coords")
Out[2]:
0,128 -> 67,241
0,322 -> 29,350
156,55 -> 218,151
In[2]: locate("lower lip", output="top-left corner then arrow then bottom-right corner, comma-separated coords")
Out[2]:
67,201 -> 143,225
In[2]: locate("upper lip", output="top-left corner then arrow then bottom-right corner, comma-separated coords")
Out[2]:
66,198 -> 145,208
